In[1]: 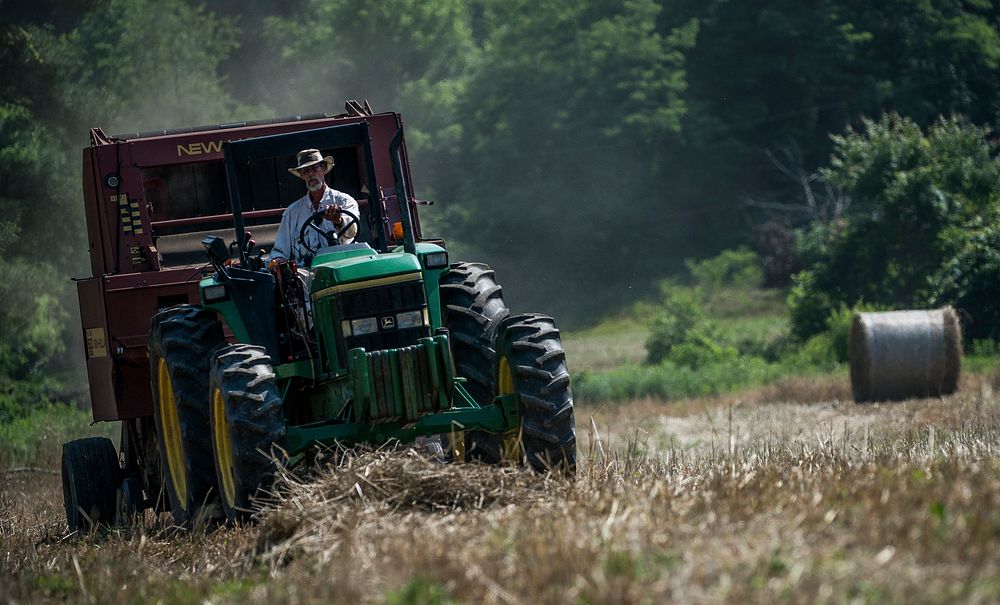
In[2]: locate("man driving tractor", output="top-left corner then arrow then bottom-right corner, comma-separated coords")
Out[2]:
268,148 -> 360,267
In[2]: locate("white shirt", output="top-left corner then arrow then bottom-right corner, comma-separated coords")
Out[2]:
270,187 -> 360,265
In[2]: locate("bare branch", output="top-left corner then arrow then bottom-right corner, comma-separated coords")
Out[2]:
745,143 -> 849,224
740,196 -> 815,213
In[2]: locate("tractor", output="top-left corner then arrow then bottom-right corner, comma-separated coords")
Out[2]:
61,103 -> 575,529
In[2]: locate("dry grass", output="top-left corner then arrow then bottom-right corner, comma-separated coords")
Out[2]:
6,386 -> 1000,604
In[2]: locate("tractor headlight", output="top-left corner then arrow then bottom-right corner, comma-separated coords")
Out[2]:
423,251 -> 448,269
203,284 -> 228,302
396,309 -> 426,329
349,317 -> 379,336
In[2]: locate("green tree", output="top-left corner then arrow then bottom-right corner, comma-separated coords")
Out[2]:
0,1 -> 255,381
0,25 -> 81,379
442,0 -> 697,320
674,0 -> 1000,286
677,0 -> 871,166
51,0 -> 254,134
789,113 -> 1000,338
263,0 -> 475,111
846,0 -> 1000,129
262,0 -> 477,217
0,261 -> 69,378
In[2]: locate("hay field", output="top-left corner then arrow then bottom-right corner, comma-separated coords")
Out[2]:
5,371 -> 1000,604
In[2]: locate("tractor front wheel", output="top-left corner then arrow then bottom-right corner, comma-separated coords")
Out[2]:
149,305 -> 226,526
210,344 -> 286,523
62,437 -> 120,532
439,262 -> 508,462
496,314 -> 576,473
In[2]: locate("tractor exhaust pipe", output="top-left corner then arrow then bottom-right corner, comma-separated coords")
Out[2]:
389,128 -> 417,256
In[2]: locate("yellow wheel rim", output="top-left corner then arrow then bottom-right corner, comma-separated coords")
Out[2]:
497,356 -> 522,462
157,357 -> 187,507
212,387 -> 237,509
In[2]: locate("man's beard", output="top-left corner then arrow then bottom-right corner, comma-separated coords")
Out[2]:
307,178 -> 324,192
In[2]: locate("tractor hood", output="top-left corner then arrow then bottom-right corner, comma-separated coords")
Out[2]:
309,244 -> 422,297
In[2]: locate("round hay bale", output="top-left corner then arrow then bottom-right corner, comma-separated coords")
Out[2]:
849,307 -> 962,403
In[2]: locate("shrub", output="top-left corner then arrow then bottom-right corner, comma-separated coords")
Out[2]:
686,247 -> 763,291
0,260 -> 71,378
668,332 -> 739,369
970,339 -> 1000,356
930,221 -> 1000,342
645,284 -> 710,364
787,270 -> 834,341
727,325 -> 792,362
574,356 -> 778,403
0,403 -> 111,468
824,305 -> 857,363
0,379 -> 51,424
644,283 -> 743,368
781,333 -> 840,370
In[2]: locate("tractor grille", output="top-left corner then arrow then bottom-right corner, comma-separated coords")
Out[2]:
349,336 -> 453,423
338,279 -> 430,352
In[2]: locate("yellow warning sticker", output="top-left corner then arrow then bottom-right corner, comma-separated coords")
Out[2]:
113,194 -> 144,235
85,327 -> 107,358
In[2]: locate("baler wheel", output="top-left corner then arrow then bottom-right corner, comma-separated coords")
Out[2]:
495,314 -> 576,474
439,262 -> 508,462
149,305 -> 226,526
209,344 -> 286,523
62,437 -> 120,532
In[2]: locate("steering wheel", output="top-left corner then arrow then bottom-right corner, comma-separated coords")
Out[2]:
297,207 -> 360,256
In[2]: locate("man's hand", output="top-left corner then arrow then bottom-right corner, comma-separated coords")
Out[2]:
323,204 -> 343,226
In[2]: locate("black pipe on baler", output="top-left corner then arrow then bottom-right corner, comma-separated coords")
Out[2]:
389,128 -> 417,256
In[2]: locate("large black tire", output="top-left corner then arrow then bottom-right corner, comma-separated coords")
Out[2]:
209,344 -> 286,523
496,314 -> 576,473
62,437 -> 120,532
439,262 -> 508,462
149,305 -> 226,526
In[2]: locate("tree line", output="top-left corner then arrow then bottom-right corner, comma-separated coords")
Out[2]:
1,0 -> 999,385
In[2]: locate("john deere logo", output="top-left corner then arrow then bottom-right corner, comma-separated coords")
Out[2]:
381,316 -> 395,330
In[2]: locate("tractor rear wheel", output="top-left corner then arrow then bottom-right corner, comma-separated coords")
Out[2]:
439,262 -> 508,462
149,305 -> 226,526
210,344 -> 286,523
62,437 -> 120,532
496,314 -> 576,473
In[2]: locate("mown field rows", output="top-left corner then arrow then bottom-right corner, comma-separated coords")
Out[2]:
5,370 -> 1000,604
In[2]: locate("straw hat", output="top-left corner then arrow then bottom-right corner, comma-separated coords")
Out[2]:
288,148 -> 334,177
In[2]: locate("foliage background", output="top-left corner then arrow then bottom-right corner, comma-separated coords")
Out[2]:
1,0 -> 999,392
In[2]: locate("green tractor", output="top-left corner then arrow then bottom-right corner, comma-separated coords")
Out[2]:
148,122 -> 575,524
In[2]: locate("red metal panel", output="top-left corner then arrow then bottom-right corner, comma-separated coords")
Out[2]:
362,113 -> 423,244
90,143 -> 158,275
82,148 -> 112,276
77,268 -> 207,421
102,268 -> 206,419
77,278 -> 117,421
119,115 -> 375,167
